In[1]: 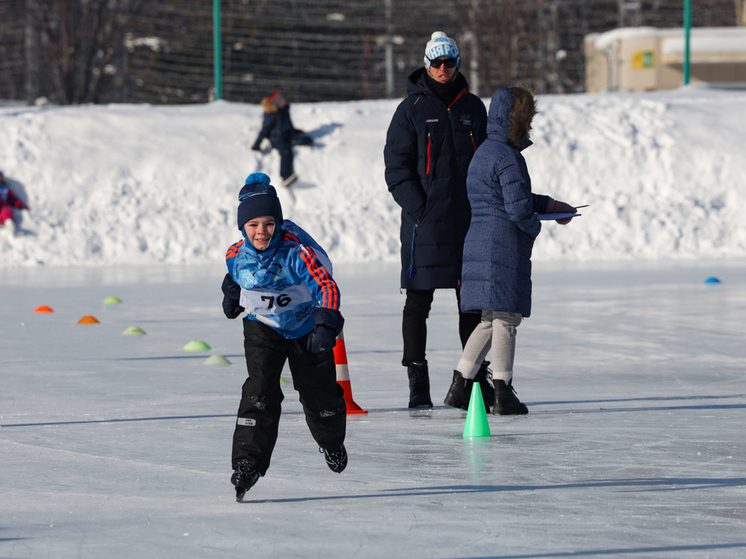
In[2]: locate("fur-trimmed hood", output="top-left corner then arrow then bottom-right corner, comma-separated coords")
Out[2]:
486,88 -> 533,150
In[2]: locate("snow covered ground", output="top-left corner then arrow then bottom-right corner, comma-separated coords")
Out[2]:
2,87 -> 746,557
1,86 -> 746,265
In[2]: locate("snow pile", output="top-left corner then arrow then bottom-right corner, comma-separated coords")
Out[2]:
1,86 -> 745,267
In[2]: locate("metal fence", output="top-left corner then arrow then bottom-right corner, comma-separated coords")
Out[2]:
1,0 -> 741,105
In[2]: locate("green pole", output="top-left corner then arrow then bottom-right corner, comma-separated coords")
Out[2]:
683,0 -> 691,85
213,0 -> 222,100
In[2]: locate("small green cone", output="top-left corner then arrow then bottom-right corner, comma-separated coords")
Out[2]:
463,382 -> 491,439
183,340 -> 211,351
103,296 -> 123,304
203,354 -> 231,366
122,326 -> 146,335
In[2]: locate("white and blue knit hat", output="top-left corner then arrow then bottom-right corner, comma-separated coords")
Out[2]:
424,31 -> 460,69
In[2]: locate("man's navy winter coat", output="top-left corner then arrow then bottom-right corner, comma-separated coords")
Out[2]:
384,68 -> 487,290
460,88 -> 550,318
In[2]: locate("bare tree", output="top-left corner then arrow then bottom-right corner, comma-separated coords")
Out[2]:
27,0 -> 143,104
471,1 -> 538,92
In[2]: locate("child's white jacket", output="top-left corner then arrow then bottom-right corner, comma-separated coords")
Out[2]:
225,220 -> 340,339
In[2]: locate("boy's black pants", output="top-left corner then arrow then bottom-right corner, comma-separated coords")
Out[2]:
232,319 -> 346,475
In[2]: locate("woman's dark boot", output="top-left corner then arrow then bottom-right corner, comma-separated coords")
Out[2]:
493,379 -> 528,415
407,362 -> 432,408
443,370 -> 473,410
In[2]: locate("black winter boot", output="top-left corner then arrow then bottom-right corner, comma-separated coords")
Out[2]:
493,379 -> 528,415
474,362 -> 495,413
407,362 -> 433,408
443,370 -> 473,410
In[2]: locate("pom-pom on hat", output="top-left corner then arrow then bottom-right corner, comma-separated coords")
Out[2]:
237,172 -> 284,231
424,31 -> 460,69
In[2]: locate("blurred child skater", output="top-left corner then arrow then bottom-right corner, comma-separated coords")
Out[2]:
444,87 -> 576,415
251,91 -> 313,188
221,172 -> 347,501
0,171 -> 29,236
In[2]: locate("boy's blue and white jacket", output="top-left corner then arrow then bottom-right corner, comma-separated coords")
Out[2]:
225,220 -> 340,339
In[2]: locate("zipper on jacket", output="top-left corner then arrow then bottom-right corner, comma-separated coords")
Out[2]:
408,223 -> 418,279
426,132 -> 432,175
469,130 -> 477,151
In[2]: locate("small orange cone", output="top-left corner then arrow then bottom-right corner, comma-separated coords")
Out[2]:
33,305 -> 54,313
333,330 -> 367,414
77,315 -> 100,324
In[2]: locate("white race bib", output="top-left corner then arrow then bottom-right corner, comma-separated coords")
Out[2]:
239,284 -> 314,330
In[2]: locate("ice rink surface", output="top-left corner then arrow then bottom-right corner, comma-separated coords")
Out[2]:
2,260 -> 745,558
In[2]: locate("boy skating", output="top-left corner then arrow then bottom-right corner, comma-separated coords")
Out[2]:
222,172 -> 347,501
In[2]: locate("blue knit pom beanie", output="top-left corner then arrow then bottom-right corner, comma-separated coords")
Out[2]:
236,172 -> 284,231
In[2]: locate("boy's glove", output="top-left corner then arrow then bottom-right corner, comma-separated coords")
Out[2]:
221,273 -> 245,319
307,308 -> 345,353
545,197 -> 576,225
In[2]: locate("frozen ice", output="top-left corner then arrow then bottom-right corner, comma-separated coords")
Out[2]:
1,261 -> 745,558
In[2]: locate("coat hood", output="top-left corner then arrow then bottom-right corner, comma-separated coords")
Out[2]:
486,88 -> 513,144
486,87 -> 533,150
240,221 -> 283,267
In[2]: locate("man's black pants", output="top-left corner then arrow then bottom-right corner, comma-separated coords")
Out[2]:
401,288 -> 481,366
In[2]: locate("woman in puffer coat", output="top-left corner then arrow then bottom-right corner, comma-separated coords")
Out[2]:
443,86 -> 577,415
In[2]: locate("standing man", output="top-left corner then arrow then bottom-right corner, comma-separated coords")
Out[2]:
384,31 -> 490,409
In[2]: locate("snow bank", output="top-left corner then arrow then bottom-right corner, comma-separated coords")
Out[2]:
1,86 -> 745,267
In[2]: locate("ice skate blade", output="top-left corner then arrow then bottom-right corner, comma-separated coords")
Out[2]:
235,487 -> 248,502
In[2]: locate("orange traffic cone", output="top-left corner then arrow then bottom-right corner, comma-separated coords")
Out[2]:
333,330 -> 367,415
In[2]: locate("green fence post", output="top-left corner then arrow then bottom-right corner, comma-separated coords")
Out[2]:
213,0 -> 223,100
683,0 -> 691,85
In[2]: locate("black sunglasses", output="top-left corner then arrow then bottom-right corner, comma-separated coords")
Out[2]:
428,57 -> 457,69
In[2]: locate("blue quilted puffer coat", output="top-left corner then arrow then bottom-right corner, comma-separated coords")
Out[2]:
384,68 -> 487,290
460,88 -> 550,317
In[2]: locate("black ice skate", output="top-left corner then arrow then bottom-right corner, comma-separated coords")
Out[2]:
493,379 -> 528,415
321,444 -> 348,473
443,370 -> 473,410
407,362 -> 433,408
231,463 -> 260,501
